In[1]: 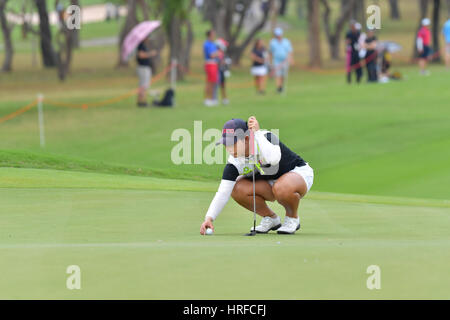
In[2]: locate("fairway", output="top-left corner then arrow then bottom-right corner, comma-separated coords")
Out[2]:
1,168 -> 449,299
1,1 -> 450,301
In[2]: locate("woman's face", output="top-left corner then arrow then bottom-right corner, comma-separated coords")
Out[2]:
225,138 -> 248,158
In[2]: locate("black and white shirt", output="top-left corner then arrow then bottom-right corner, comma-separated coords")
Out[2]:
205,130 -> 306,221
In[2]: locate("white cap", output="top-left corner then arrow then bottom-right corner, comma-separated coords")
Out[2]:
422,18 -> 430,26
355,22 -> 362,30
273,27 -> 283,37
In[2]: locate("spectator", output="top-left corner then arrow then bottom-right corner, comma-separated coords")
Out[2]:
443,16 -> 450,68
364,29 -> 378,82
136,38 -> 157,107
379,49 -> 392,83
269,27 -> 293,93
251,38 -> 268,94
203,30 -> 219,107
345,21 -> 363,84
417,18 -> 431,75
215,38 -> 230,105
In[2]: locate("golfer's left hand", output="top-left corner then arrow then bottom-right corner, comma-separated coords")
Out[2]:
248,116 -> 260,132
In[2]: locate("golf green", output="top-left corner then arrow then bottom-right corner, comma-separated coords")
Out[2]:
1,168 -> 449,299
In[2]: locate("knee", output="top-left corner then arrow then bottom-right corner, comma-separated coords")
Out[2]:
272,183 -> 291,201
231,181 -> 248,200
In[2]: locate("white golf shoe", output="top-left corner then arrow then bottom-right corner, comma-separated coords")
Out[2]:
277,216 -> 300,234
251,216 -> 281,233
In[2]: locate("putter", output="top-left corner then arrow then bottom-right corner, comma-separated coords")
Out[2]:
244,167 -> 257,236
244,131 -> 257,236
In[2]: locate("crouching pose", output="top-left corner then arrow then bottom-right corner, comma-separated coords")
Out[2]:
200,117 -> 314,235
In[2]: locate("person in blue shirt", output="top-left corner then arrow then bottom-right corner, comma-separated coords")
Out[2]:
269,27 -> 293,93
203,30 -> 220,106
443,17 -> 450,68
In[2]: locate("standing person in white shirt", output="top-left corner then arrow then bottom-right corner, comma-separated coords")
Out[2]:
200,117 -> 314,235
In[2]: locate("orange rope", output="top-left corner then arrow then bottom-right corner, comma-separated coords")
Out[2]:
0,100 -> 38,124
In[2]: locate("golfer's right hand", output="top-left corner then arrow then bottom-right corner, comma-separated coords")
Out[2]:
200,217 -> 214,235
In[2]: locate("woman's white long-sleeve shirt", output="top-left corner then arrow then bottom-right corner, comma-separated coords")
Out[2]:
205,130 -> 282,221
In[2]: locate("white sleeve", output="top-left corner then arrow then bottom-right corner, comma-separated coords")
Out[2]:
254,130 -> 281,166
416,37 -> 423,51
205,179 -> 235,221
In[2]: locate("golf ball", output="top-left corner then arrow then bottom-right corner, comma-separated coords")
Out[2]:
205,228 -> 214,235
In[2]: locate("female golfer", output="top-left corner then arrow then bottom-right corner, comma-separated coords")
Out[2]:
200,117 -> 314,235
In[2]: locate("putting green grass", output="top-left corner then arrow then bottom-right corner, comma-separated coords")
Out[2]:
1,2 -> 450,298
0,168 -> 449,299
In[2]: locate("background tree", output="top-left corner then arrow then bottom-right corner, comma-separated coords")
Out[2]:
307,0 -> 321,67
118,0 -> 139,66
35,0 -> 56,67
389,0 -> 401,20
350,0 -> 365,24
279,0 -> 288,16
54,0 -> 80,80
159,0 -> 194,80
70,0 -> 80,48
431,0 -> 441,62
321,0 -> 356,60
205,0 -> 274,66
0,0 -> 13,72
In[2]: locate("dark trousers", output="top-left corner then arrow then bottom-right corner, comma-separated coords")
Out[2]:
347,53 -> 362,84
366,59 -> 378,82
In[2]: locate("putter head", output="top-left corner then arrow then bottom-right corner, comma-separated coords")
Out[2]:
244,230 -> 256,236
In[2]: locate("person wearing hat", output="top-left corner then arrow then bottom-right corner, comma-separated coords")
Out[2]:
199,116 -> 314,235
203,30 -> 220,106
214,38 -> 230,105
345,21 -> 363,84
417,18 -> 431,75
269,27 -> 293,93
136,38 -> 158,107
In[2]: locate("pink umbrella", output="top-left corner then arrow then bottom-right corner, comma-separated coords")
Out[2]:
121,20 -> 161,61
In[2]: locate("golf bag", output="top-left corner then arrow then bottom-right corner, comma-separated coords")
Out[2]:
153,88 -> 175,107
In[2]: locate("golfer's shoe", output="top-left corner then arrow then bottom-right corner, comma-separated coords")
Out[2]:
251,216 -> 282,234
277,216 -> 300,234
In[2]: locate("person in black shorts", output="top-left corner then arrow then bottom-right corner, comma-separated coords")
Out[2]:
345,22 -> 363,84
364,29 -> 378,82
136,38 -> 157,107
200,117 -> 315,235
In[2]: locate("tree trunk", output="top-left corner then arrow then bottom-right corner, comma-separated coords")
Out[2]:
118,0 -> 138,66
351,0 -> 365,23
71,0 -> 80,48
166,0 -> 194,80
223,0 -> 274,66
389,0 -> 401,20
431,0 -> 440,62
35,0 -> 56,67
279,0 -> 288,16
321,0 -> 356,60
0,0 -> 13,72
307,0 -> 321,67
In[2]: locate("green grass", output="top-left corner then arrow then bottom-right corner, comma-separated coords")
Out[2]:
1,64 -> 450,200
1,1 -> 450,299
0,168 -> 449,299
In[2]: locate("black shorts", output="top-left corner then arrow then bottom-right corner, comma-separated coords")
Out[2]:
219,70 -> 225,85
420,45 -> 430,59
